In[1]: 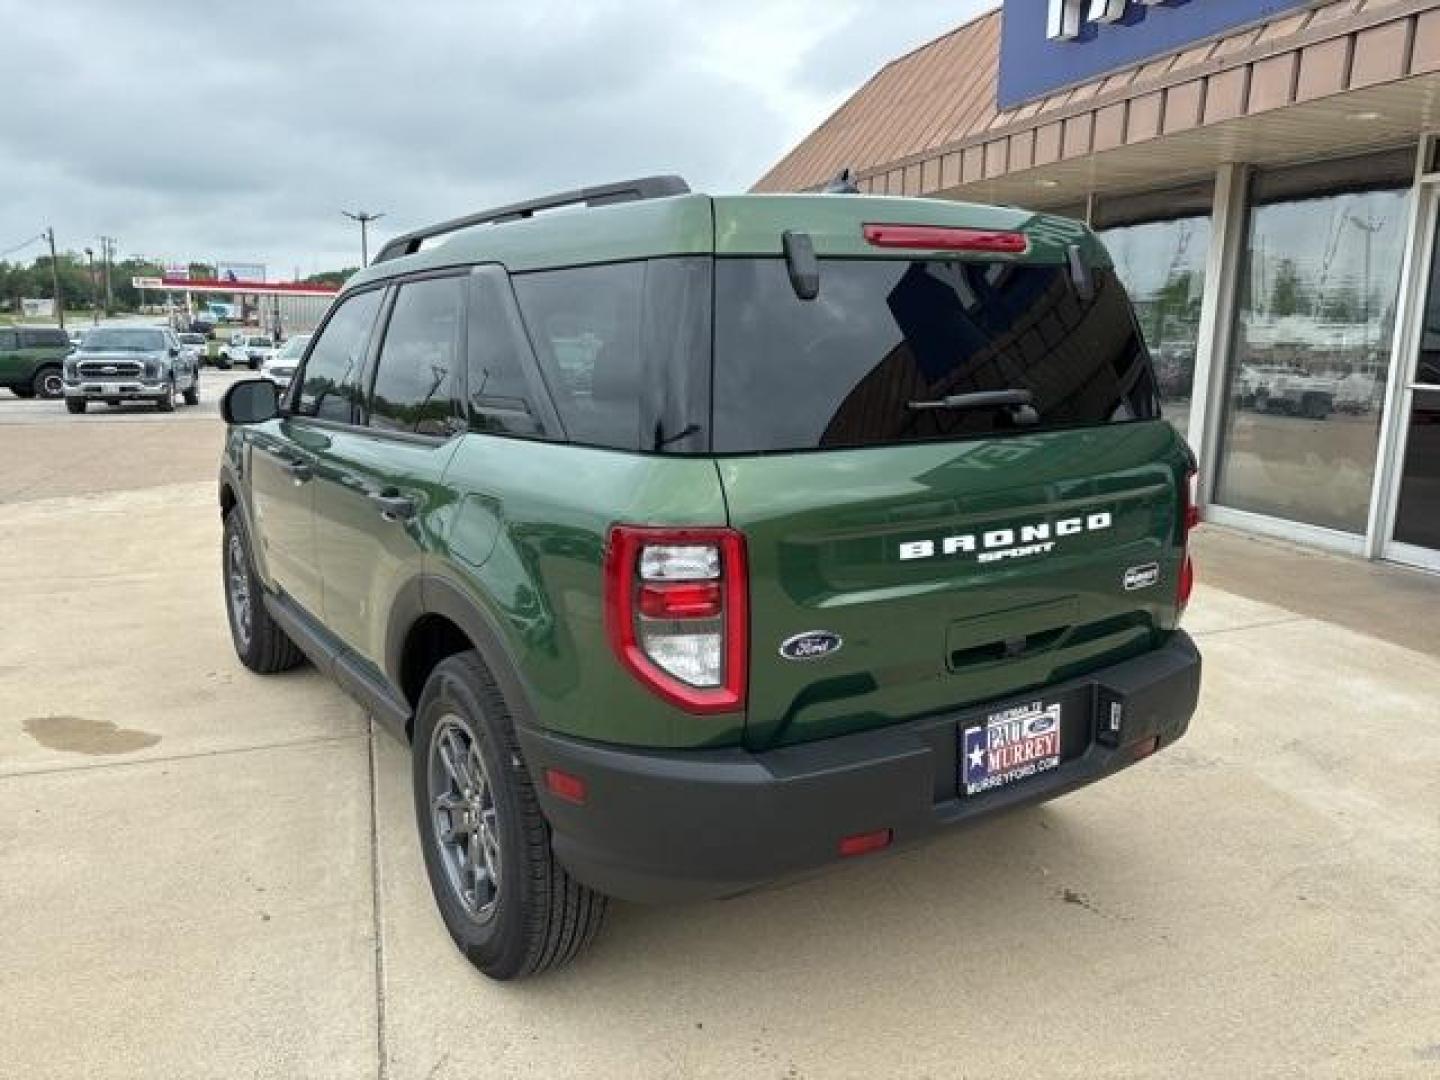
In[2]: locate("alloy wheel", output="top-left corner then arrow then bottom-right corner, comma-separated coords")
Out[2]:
226,532 -> 252,649
428,715 -> 503,920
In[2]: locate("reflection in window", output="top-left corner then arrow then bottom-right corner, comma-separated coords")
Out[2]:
370,277 -> 461,436
296,289 -> 383,424
1101,215 -> 1210,441
513,262 -> 645,449
1214,186 -> 1407,533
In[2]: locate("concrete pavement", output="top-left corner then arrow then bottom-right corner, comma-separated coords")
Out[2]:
1,402 -> 1438,1078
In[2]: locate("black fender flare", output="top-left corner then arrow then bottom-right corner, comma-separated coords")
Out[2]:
384,574 -> 543,737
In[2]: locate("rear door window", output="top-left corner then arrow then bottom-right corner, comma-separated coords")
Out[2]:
466,272 -> 546,437
294,288 -> 384,424
367,276 -> 462,437
712,259 -> 1158,453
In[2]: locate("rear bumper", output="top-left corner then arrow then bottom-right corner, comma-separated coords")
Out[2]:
518,632 -> 1201,904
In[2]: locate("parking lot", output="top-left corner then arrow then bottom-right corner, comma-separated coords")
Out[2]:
2,389 -> 1439,1079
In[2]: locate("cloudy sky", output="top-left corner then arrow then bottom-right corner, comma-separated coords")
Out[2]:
1,0 -> 993,278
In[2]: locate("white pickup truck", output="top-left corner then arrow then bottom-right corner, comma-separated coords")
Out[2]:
218,334 -> 277,371
1238,363 -> 1338,419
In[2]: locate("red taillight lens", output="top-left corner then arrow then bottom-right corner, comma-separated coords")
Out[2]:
638,581 -> 722,619
862,223 -> 1029,254
604,525 -> 747,715
1178,467 -> 1199,614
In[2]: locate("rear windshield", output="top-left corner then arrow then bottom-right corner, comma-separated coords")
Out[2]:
712,259 -> 1158,453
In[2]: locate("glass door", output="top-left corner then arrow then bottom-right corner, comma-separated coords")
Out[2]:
1385,181 -> 1440,570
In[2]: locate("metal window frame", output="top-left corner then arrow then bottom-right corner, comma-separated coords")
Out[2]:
1188,162 -> 1249,507
1369,133 -> 1440,567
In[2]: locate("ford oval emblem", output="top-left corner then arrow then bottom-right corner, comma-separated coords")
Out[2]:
779,631 -> 843,662
1026,714 -> 1057,736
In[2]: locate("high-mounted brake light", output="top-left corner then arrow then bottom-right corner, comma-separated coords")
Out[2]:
604,526 -> 747,714
1178,466 -> 1199,615
863,223 -> 1029,254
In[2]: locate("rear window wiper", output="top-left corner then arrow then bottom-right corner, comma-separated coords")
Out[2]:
907,389 -> 1038,425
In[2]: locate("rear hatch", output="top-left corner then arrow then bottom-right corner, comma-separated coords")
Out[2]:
709,217 -> 1190,749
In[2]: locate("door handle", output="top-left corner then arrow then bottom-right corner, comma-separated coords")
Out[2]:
281,459 -> 313,483
370,490 -> 417,522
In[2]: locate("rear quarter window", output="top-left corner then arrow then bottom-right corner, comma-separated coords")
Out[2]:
712,258 -> 1158,453
512,262 -> 644,449
510,259 -> 711,453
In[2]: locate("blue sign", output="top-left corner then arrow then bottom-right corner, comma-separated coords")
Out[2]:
998,0 -> 1315,109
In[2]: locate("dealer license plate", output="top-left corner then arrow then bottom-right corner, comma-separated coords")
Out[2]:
960,700 -> 1062,796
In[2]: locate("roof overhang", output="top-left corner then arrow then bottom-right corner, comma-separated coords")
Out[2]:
759,1 -> 1440,206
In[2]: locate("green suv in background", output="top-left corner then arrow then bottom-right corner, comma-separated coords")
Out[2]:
0,325 -> 71,398
217,176 -> 1202,980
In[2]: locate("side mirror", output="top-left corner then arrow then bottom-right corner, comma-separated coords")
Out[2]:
221,378 -> 279,425
169,346 -> 180,358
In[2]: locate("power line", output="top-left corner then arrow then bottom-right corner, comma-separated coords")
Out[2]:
0,233 -> 45,260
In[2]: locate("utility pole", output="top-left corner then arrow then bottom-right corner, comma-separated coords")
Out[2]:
342,210 -> 384,267
99,235 -> 117,314
84,247 -> 99,325
44,227 -> 64,330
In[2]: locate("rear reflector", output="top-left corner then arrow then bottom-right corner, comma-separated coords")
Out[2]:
863,223 -> 1029,254
1130,736 -> 1160,762
545,768 -> 587,805
839,828 -> 893,858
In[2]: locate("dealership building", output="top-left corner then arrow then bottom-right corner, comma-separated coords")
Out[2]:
758,0 -> 1440,571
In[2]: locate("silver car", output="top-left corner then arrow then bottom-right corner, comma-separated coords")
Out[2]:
63,326 -> 200,414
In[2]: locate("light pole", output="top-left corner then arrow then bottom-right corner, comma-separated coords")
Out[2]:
342,210 -> 384,267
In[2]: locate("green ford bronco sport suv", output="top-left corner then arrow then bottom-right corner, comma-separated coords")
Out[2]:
217,176 -> 1201,980
0,325 -> 71,399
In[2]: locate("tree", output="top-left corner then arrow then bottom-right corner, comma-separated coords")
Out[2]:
303,268 -> 359,287
1268,258 -> 1310,318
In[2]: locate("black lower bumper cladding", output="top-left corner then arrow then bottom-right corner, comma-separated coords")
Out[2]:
518,632 -> 1201,903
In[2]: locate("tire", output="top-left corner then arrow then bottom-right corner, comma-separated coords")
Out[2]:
222,509 -> 305,673
156,380 -> 175,412
33,366 -> 64,399
183,381 -> 200,406
413,652 -> 606,980
65,399 -> 86,414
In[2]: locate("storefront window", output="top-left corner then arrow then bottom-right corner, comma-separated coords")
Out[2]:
1101,216 -> 1210,440
1214,166 -> 1409,533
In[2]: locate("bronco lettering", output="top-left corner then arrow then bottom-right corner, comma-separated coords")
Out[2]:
899,511 -> 1112,561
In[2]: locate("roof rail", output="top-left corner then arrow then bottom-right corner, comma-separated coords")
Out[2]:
371,175 -> 691,264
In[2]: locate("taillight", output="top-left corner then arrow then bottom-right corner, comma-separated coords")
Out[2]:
862,223 -> 1029,254
1178,467 -> 1199,615
604,526 -> 747,714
